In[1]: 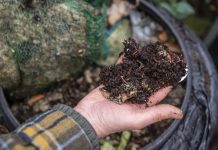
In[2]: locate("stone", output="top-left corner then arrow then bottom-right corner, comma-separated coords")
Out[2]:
0,0 -> 106,99
0,41 -> 20,89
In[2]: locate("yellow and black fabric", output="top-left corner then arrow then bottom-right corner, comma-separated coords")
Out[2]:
0,104 -> 99,150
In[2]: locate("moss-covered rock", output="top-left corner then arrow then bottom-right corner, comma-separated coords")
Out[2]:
0,41 -> 20,89
0,0 -> 106,99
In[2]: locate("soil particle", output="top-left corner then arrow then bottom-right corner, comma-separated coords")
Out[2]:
99,38 -> 186,104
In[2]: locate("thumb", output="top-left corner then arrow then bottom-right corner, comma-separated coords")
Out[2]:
128,104 -> 183,130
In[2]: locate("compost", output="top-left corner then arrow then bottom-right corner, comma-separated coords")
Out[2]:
99,38 -> 186,104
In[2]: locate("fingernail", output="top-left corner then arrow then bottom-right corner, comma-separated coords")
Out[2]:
173,110 -> 183,119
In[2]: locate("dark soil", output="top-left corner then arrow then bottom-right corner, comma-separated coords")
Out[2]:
99,38 -> 186,104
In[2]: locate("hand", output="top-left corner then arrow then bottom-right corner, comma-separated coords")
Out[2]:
74,86 -> 183,138
74,57 -> 183,138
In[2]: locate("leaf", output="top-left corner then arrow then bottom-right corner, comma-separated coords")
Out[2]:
117,131 -> 131,150
100,140 -> 115,150
159,2 -> 177,16
176,1 -> 195,19
157,1 -> 195,19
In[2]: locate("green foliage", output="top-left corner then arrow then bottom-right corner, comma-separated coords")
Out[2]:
83,0 -> 110,8
100,140 -> 115,150
117,131 -> 131,150
84,7 -> 107,60
99,131 -> 131,150
155,0 -> 195,19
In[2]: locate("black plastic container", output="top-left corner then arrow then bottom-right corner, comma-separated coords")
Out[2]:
0,87 -> 19,131
0,1 -> 218,149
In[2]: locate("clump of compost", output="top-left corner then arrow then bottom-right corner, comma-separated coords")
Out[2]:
99,38 -> 186,104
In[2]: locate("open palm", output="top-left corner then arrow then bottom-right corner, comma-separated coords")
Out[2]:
74,56 -> 183,137
74,85 -> 183,138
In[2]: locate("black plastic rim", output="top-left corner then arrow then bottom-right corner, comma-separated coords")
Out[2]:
0,87 -> 20,131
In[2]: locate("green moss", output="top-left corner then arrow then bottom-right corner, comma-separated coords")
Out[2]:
65,0 -> 107,60
83,0 -> 110,8
84,7 -> 107,60
15,41 -> 40,64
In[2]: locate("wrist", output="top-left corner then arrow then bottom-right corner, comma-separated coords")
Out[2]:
74,105 -> 106,138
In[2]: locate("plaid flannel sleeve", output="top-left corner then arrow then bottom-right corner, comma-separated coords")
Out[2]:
0,104 -> 99,150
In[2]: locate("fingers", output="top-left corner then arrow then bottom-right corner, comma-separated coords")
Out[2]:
147,86 -> 172,107
130,104 -> 183,130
